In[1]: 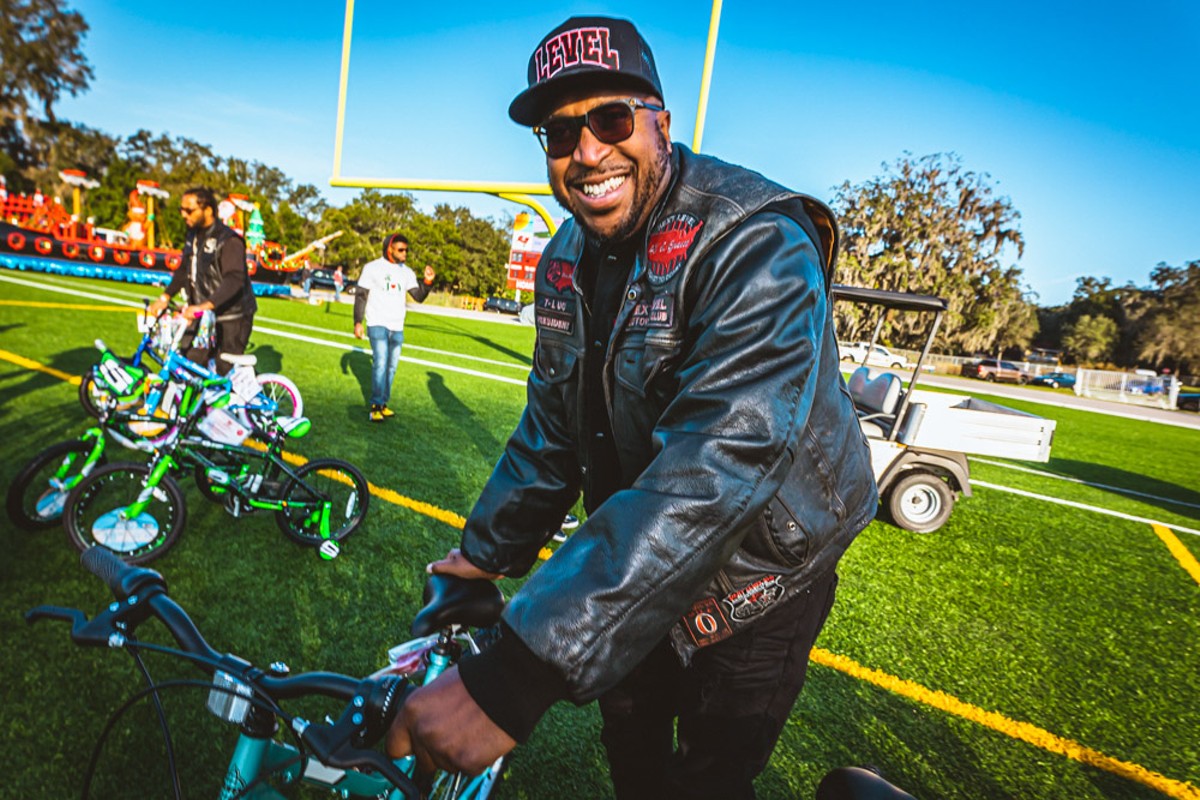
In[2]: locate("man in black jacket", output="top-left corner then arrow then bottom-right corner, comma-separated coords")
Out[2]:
148,187 -> 257,374
388,17 -> 877,798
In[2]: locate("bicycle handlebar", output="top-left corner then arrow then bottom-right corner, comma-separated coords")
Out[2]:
26,548 -> 421,797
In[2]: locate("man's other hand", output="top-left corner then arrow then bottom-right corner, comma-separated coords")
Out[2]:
353,322 -> 365,339
385,666 -> 516,774
427,548 -> 502,580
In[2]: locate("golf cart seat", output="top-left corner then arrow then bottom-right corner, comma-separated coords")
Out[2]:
847,366 -> 902,438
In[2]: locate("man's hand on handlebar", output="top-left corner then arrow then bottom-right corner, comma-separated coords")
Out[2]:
426,548 -> 502,581
386,665 -> 515,775
146,295 -> 171,316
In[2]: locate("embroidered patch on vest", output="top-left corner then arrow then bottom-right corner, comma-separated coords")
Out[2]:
628,293 -> 675,329
682,596 -> 733,648
544,259 -> 576,293
647,214 -> 703,286
535,298 -> 574,334
722,575 -> 785,622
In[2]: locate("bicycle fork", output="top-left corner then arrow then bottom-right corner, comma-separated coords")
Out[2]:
124,455 -> 177,518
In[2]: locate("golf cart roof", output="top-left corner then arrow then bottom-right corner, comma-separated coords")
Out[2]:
831,285 -> 948,313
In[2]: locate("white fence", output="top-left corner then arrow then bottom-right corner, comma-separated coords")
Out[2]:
1074,369 -> 1181,410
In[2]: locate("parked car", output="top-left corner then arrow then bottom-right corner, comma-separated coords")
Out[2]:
483,296 -> 522,315
1030,371 -> 1076,390
838,341 -> 913,370
1178,393 -> 1200,412
305,268 -> 355,292
961,358 -> 1030,385
1126,378 -> 1167,395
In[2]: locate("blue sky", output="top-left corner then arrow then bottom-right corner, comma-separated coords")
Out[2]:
57,1 -> 1199,306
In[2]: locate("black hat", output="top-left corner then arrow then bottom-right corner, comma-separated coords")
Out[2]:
508,16 -> 663,126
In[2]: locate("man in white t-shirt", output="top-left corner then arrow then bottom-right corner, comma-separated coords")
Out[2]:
353,233 -> 435,422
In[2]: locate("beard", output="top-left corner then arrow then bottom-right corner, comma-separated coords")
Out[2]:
551,127 -> 672,244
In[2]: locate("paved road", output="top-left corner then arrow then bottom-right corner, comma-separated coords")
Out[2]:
914,373 -> 1200,431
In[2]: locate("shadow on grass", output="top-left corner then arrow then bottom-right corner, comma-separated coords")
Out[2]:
339,349 -> 373,406
246,342 -> 284,374
1050,458 -> 1200,521
0,345 -> 96,422
410,316 -> 532,366
424,371 -> 502,458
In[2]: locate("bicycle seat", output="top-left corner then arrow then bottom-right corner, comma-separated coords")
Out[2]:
411,574 -> 504,637
220,353 -> 257,367
815,767 -> 915,800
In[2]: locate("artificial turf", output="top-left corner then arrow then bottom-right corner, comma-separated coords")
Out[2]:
1,271 -> 1197,799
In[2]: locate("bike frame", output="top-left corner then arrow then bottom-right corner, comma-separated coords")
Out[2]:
218,628 -> 494,799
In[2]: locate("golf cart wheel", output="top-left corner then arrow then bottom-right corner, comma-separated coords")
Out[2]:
887,472 -> 953,533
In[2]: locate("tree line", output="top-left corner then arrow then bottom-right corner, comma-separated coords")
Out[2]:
3,0 -> 1196,373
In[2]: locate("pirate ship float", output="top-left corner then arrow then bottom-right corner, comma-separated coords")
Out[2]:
0,170 -> 311,296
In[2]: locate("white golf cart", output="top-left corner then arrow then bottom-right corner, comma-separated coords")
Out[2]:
832,285 -> 1056,533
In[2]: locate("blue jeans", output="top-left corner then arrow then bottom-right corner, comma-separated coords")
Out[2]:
367,326 -> 404,406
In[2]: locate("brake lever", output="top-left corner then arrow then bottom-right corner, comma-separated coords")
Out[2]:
24,605 -> 117,646
25,605 -> 87,628
294,677 -> 423,798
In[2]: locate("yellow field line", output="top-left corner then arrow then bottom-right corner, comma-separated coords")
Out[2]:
3,346 -> 1195,795
0,300 -> 139,311
1152,524 -> 1200,586
810,648 -> 1200,800
0,347 -> 82,385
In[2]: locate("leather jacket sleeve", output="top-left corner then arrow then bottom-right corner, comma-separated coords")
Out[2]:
466,213 -> 839,701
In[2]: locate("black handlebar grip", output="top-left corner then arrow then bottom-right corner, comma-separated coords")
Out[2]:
81,547 -> 130,594
81,547 -> 166,601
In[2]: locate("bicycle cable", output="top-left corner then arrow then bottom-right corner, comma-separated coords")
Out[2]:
128,643 -> 182,800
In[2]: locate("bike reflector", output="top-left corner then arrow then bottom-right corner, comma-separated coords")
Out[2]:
207,670 -> 253,724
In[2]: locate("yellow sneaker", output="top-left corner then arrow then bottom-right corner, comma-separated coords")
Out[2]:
369,405 -> 384,422
379,405 -> 395,418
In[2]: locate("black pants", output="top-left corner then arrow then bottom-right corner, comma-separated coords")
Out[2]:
598,569 -> 839,800
181,315 -> 254,376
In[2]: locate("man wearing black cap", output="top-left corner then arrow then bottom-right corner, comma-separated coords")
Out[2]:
389,16 -> 877,798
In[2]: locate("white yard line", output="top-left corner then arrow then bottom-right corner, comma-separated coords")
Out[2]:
971,457 -> 1200,511
0,272 -> 527,387
970,480 -> 1200,537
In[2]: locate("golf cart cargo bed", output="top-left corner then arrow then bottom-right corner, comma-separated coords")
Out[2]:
902,390 -> 1055,462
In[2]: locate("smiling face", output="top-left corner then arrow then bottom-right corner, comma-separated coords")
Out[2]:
544,91 -> 673,244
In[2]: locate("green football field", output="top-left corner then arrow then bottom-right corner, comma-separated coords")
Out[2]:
1,269 -> 1197,799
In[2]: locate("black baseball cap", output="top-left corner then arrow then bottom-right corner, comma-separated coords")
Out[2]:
508,16 -> 664,126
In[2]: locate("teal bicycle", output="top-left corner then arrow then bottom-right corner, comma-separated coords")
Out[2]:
26,547 -> 509,799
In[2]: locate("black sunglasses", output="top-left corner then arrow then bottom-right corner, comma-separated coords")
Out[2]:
534,98 -> 665,159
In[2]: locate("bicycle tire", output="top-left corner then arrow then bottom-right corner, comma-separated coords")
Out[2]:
6,439 -> 108,530
232,373 -> 304,431
64,463 -> 186,564
79,370 -> 118,419
274,458 -> 368,547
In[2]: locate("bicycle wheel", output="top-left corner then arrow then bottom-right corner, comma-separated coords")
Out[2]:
64,463 -> 186,564
255,373 -> 304,417
232,373 -> 304,432
78,371 -> 116,419
6,439 -> 108,530
274,458 -> 368,546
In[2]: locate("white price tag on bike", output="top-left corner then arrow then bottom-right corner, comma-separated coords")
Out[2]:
230,367 -> 261,403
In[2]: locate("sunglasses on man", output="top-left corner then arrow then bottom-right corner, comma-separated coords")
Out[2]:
534,98 -> 665,159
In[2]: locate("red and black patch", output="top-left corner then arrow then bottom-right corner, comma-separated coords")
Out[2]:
681,596 -> 733,648
544,259 -> 576,293
646,214 -> 703,286
722,575 -> 785,622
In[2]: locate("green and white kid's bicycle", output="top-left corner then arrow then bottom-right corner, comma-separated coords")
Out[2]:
27,547 -> 509,799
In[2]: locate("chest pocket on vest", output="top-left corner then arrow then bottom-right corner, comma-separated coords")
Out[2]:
614,340 -> 679,398
535,342 -> 578,385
